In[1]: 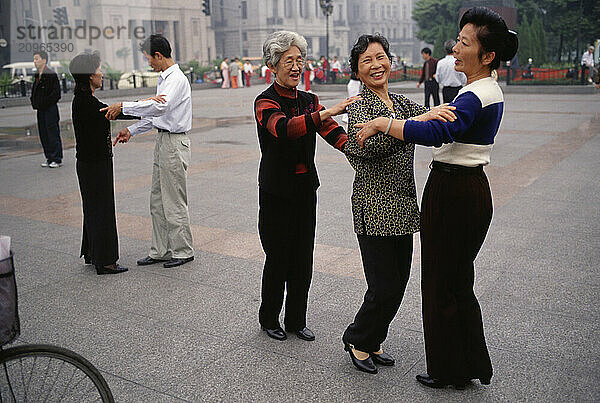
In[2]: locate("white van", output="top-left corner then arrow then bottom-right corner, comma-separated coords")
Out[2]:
2,61 -> 64,83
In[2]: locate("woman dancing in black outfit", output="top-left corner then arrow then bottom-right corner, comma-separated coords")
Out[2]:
70,52 -> 140,275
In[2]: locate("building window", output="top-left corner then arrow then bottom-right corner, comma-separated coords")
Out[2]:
273,0 -> 279,17
193,20 -> 199,36
387,5 -> 391,19
242,32 -> 247,41
370,3 -> 375,19
403,27 -> 406,39
241,1 -> 247,19
299,0 -> 303,17
338,4 -> 343,20
393,28 -> 397,39
393,5 -> 397,18
353,5 -> 360,20
73,0 -> 80,5
402,5 -> 406,19
75,19 -> 84,27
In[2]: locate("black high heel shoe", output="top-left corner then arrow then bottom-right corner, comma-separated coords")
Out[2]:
343,342 -> 377,374
95,263 -> 128,275
370,350 -> 395,366
416,374 -> 469,389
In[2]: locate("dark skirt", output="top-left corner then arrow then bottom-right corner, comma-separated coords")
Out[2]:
420,162 -> 493,383
76,158 -> 119,267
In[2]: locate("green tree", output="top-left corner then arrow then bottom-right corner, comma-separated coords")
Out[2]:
413,0 -> 462,55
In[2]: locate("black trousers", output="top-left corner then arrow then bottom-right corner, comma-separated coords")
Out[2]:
258,187 -> 316,331
77,158 -> 119,267
442,86 -> 462,103
37,104 -> 63,164
420,163 -> 493,383
343,234 -> 413,352
424,80 -> 440,109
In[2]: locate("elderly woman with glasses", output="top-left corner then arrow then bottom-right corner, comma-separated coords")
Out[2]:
255,31 -> 359,342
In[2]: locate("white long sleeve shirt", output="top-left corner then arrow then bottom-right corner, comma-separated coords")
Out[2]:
581,51 -> 594,67
123,64 -> 192,136
435,54 -> 467,88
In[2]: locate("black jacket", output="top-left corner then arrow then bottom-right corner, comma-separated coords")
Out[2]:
72,91 -> 137,162
30,67 -> 61,110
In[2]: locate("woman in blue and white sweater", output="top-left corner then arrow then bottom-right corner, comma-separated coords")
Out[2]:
355,7 -> 518,389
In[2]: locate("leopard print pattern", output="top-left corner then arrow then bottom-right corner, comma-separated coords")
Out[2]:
344,86 -> 428,236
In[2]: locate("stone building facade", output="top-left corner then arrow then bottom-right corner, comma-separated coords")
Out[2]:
347,0 -> 423,65
212,0 -> 350,61
9,0 -> 214,72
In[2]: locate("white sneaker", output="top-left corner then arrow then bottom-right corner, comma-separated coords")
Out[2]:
41,162 -> 50,167
48,161 -> 61,168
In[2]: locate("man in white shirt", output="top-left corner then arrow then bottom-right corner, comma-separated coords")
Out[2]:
436,40 -> 467,103
331,56 -> 342,81
581,45 -> 596,84
102,34 -> 194,269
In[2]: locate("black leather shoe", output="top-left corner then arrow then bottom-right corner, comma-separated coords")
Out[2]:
344,342 -> 377,374
137,256 -> 163,266
96,264 -> 128,275
163,256 -> 194,268
370,351 -> 395,366
84,256 -> 91,265
479,377 -> 491,385
294,327 -> 315,341
261,326 -> 287,341
416,374 -> 468,389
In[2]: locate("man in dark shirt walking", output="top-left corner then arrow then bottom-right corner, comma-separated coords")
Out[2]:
417,47 -> 440,109
31,51 -> 63,168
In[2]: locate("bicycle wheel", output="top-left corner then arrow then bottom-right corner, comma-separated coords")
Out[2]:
0,344 -> 114,403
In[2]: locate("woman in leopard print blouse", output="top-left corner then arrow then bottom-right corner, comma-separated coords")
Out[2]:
341,34 -> 455,374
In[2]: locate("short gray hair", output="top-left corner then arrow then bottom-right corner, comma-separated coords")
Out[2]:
444,40 -> 457,55
263,31 -> 308,68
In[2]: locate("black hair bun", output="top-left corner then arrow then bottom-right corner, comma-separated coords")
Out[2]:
499,30 -> 518,62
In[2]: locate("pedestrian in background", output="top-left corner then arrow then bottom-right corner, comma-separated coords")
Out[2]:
255,30 -> 359,343
417,47 -> 440,108
31,50 -> 63,168
355,6 -> 518,388
230,57 -> 240,89
436,40 -> 467,103
244,59 -> 253,87
70,51 -> 134,275
221,57 -> 230,88
581,45 -> 596,84
331,56 -> 342,82
103,34 -> 195,269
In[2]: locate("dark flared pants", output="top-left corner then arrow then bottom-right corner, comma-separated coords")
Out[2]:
343,234 -> 413,352
37,105 -> 63,164
442,86 -> 462,103
258,187 -> 316,331
76,158 -> 119,267
420,164 -> 493,383
424,80 -> 440,109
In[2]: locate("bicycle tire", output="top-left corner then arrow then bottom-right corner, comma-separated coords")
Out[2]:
0,344 -> 114,403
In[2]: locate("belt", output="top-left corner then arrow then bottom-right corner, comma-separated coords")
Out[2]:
430,160 -> 483,174
157,128 -> 186,134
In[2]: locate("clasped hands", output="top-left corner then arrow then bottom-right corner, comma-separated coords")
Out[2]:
100,95 -> 167,146
355,104 -> 457,147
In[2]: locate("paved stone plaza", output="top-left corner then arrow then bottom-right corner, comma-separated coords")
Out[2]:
0,83 -> 598,402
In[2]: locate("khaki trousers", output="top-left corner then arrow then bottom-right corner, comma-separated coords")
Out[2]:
149,132 -> 194,260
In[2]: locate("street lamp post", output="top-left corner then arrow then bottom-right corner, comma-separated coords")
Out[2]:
319,0 -> 333,83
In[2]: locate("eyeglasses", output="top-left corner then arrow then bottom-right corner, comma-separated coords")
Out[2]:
282,59 -> 304,70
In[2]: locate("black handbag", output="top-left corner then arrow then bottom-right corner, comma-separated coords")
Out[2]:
0,252 -> 20,346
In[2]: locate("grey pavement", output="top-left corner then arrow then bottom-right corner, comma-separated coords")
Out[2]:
0,83 -> 598,402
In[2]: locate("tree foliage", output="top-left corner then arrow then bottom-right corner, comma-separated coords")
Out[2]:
413,0 -> 600,64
